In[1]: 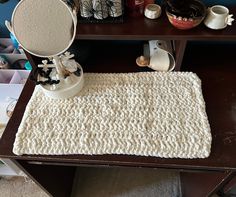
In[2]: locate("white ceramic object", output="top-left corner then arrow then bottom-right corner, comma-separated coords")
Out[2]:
5,0 -> 77,58
93,0 -> 108,19
136,40 -> 175,72
109,0 -> 123,17
144,4 -> 162,19
80,0 -> 93,18
204,5 -> 234,30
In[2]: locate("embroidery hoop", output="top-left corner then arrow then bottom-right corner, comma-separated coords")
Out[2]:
5,0 -> 77,58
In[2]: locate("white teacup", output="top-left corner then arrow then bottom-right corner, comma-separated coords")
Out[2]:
204,5 -> 234,30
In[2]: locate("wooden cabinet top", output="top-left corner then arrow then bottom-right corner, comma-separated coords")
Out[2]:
0,42 -> 236,171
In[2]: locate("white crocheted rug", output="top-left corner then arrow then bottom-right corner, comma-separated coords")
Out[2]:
13,72 -> 212,158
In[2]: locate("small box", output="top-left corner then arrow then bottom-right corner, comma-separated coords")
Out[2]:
0,70 -> 14,83
0,69 -> 30,125
0,69 -> 30,84
0,84 -> 23,124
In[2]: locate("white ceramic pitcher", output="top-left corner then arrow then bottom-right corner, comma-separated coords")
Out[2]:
204,5 -> 234,30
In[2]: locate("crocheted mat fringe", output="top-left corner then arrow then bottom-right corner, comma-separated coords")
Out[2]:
13,72 -> 212,158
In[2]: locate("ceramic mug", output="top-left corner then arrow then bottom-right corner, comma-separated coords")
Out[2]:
80,0 -> 93,18
136,40 -> 175,72
93,0 -> 109,19
204,5 -> 234,30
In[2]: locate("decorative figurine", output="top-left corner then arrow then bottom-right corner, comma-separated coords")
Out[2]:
34,52 -> 84,99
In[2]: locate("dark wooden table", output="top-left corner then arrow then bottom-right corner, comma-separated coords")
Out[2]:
0,41 -> 236,197
1,6 -> 236,196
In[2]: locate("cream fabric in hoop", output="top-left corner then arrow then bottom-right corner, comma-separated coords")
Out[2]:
13,72 -> 212,158
12,0 -> 74,57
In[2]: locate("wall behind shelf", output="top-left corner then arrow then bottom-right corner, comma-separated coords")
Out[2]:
156,0 -> 236,5
0,0 -> 18,38
202,0 -> 236,5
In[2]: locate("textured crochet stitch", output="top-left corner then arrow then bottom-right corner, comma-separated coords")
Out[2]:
13,72 -> 211,158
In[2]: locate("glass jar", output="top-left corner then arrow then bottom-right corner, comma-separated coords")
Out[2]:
126,0 -> 144,17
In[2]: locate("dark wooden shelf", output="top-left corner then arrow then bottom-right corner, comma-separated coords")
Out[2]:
76,6 -> 236,40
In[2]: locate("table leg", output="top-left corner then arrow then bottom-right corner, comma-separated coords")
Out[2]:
173,40 -> 187,71
181,170 -> 235,197
217,171 -> 236,196
13,159 -> 76,197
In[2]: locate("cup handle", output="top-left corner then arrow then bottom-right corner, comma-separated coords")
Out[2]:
207,7 -> 211,13
226,14 -> 234,26
205,7 -> 212,17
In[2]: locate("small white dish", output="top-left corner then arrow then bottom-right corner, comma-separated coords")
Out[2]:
144,4 -> 162,19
